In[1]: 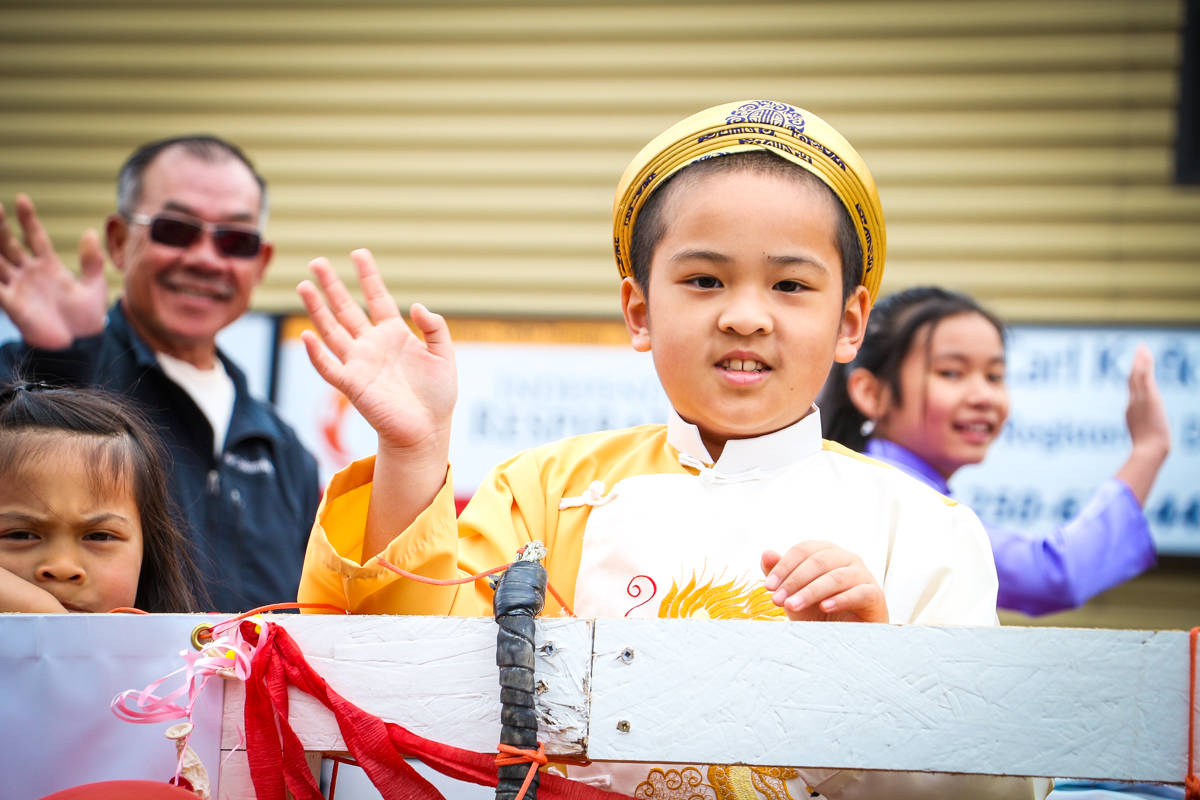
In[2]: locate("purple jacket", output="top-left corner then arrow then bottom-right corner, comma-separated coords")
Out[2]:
864,438 -> 1157,615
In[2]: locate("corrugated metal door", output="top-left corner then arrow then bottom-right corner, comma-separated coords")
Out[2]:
1,0 -> 1196,323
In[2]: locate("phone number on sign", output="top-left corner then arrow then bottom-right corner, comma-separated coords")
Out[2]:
966,488 -> 1200,535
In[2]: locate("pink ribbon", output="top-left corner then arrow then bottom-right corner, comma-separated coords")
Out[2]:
111,616 -> 263,723
110,617 -> 268,784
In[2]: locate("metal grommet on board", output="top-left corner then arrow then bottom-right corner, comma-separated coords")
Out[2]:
190,622 -> 214,651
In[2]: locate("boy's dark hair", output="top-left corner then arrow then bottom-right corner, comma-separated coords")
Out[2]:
819,286 -> 1007,451
116,134 -> 269,221
0,380 -> 207,612
629,151 -> 864,301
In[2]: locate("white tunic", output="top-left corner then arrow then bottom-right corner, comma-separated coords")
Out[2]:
300,408 -> 1044,799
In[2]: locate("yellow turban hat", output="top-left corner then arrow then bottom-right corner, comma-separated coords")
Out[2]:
612,100 -> 886,305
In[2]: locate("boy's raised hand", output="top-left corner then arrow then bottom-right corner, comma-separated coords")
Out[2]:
0,194 -> 107,350
299,249 -> 458,560
297,249 -> 457,454
761,542 -> 888,623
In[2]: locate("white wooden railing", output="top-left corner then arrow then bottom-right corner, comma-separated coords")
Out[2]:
217,615 -> 1196,797
2,613 -> 1193,798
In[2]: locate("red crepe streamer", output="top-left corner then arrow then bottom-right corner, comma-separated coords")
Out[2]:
242,622 -> 621,800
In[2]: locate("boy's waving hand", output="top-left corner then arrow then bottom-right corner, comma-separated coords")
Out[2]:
298,248 -> 458,560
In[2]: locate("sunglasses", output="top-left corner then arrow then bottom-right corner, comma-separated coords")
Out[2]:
127,212 -> 263,258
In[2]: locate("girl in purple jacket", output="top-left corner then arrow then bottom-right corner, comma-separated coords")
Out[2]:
821,286 -> 1170,615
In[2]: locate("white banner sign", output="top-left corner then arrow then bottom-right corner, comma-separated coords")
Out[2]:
18,317 -> 1145,558
950,327 -> 1200,556
273,329 -> 670,500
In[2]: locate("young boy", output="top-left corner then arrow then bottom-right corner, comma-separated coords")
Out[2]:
296,101 -> 1044,799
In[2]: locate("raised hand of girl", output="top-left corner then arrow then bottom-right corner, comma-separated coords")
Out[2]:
1117,344 -> 1170,506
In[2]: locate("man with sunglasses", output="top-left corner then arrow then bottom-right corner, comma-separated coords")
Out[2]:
0,135 -> 319,613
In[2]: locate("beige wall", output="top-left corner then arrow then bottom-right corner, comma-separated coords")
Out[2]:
1000,560 -> 1200,630
2,0 -> 1198,323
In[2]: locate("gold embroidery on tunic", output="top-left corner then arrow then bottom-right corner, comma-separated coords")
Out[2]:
633,767 -> 718,800
658,573 -> 785,620
708,766 -> 802,800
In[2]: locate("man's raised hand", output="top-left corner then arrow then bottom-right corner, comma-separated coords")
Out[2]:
0,194 -> 107,349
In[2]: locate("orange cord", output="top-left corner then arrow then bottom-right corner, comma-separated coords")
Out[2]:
1187,627 -> 1199,800
111,602 -> 346,624
496,741 -> 547,800
220,601 -> 349,624
544,582 -> 575,618
326,754 -> 358,800
323,738 -> 547,800
193,602 -> 350,643
328,757 -> 339,800
376,556 -> 576,618
376,557 -> 508,586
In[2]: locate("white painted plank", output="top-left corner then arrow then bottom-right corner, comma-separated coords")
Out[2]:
5,613 -> 1183,791
589,619 -> 1193,783
220,615 -> 591,756
217,749 -> 322,800
217,749 -> 254,800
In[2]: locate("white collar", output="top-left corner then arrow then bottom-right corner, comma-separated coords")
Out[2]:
666,406 -> 824,476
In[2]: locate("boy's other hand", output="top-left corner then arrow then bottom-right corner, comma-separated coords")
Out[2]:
761,542 -> 888,623
297,249 -> 458,456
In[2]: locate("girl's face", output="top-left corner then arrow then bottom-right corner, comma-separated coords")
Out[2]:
0,436 -> 143,612
874,311 -> 1009,480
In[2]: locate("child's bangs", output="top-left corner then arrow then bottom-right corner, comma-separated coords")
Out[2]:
0,428 -> 138,500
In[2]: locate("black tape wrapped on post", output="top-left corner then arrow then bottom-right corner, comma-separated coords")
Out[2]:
493,542 -> 548,800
